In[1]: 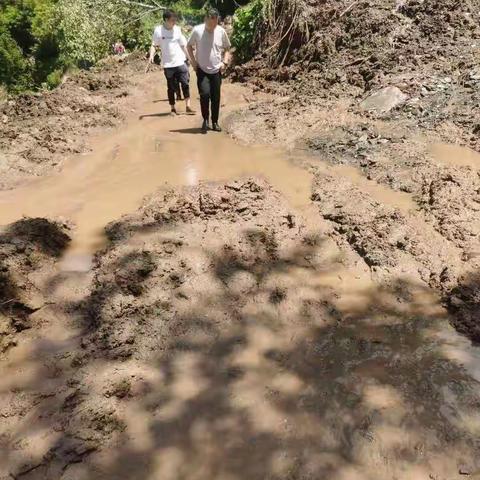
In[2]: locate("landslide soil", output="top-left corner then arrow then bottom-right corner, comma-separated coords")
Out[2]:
228,0 -> 480,344
0,53 -> 144,190
1,23 -> 480,480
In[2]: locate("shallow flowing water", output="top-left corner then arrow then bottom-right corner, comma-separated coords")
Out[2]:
0,82 -> 418,272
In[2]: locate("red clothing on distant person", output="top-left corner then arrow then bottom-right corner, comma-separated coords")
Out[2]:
114,42 -> 125,55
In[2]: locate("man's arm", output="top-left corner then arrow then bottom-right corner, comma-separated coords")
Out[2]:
186,29 -> 198,69
149,44 -> 157,63
179,32 -> 192,65
187,45 -> 197,69
181,45 -> 192,63
220,29 -> 232,70
149,27 -> 161,64
222,49 -> 231,67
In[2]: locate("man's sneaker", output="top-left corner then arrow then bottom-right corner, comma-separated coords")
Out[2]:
170,107 -> 177,116
212,123 -> 222,132
201,120 -> 209,134
186,106 -> 196,115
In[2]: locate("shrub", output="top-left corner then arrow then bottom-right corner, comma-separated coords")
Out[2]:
0,26 -> 32,92
45,68 -> 63,89
231,0 -> 264,63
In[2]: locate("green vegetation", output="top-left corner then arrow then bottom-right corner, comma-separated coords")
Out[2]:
231,0 -> 265,63
0,0 -> 254,94
0,0 -> 61,92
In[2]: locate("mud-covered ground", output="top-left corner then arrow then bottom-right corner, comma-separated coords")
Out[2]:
1,4 -> 480,476
2,180 -> 480,479
0,52 -> 149,190
227,0 -> 480,344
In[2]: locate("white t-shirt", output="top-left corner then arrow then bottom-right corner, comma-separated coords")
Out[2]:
152,25 -> 187,68
187,24 -> 231,74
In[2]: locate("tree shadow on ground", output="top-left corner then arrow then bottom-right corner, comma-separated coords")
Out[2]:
3,220 -> 480,480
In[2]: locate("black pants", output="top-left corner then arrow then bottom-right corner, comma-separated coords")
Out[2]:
164,63 -> 190,106
196,68 -> 222,123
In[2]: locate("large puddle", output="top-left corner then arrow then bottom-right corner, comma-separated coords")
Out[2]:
0,82 -> 418,271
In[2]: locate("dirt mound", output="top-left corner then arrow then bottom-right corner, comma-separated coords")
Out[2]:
85,178 -> 296,361
236,0 -> 479,91
232,0 -> 480,151
4,179 -> 480,479
0,53 -> 146,191
0,218 -> 70,354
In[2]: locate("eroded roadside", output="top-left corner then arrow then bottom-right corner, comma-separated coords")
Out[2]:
1,58 -> 480,479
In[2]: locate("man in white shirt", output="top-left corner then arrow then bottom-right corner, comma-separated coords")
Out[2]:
149,10 -> 193,115
187,9 -> 231,133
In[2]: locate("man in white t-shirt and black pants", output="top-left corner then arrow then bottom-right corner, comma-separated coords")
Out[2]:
187,9 -> 231,133
149,10 -> 194,115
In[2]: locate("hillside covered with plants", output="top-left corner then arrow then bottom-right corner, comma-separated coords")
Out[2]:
0,0 -> 241,94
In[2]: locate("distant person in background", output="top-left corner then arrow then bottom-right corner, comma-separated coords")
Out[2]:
149,9 -> 194,115
223,15 -> 233,37
113,40 -> 125,55
187,9 -> 231,133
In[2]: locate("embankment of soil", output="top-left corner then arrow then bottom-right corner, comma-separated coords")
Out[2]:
0,52 -> 148,190
233,0 -> 480,149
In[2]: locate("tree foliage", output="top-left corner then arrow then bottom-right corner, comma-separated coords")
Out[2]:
0,0 -> 255,94
231,0 -> 264,62
0,24 -> 32,92
58,0 -> 129,67
0,0 -> 60,91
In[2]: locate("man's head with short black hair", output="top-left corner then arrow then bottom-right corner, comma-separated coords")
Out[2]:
163,9 -> 178,27
205,8 -> 220,18
205,8 -> 220,30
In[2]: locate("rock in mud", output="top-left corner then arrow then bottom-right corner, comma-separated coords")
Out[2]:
360,87 -> 408,113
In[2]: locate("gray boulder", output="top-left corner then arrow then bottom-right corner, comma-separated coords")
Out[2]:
360,86 -> 408,113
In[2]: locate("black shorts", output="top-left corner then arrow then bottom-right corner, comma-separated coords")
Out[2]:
163,63 -> 190,85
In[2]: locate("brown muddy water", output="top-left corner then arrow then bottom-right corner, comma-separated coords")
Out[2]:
2,79 -> 480,480
431,143 -> 480,168
0,82 -> 420,272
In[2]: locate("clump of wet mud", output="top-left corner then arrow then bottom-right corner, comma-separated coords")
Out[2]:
4,179 -> 480,480
230,0 -> 479,152
0,218 -> 70,354
0,52 -> 147,190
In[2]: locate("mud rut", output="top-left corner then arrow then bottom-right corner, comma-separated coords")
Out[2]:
1,75 -> 480,480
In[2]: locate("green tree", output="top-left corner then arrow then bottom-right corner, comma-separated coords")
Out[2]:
57,0 -> 132,66
0,25 -> 32,92
231,0 -> 264,62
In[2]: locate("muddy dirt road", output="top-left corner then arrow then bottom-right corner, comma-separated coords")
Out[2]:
1,67 -> 480,480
